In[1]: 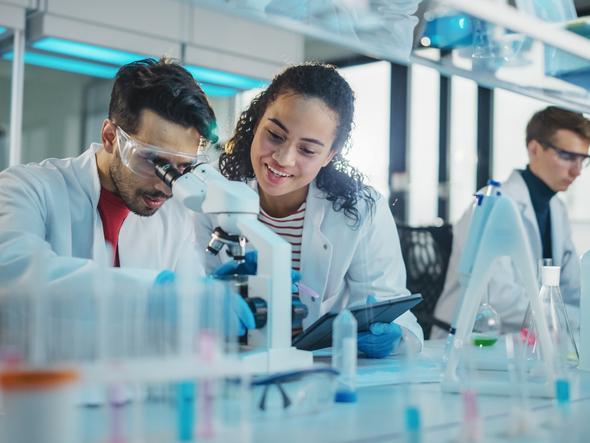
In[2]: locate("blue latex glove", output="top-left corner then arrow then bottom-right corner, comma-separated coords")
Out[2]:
150,271 -> 255,337
213,251 -> 301,293
213,251 -> 258,277
357,295 -> 403,359
225,289 -> 256,336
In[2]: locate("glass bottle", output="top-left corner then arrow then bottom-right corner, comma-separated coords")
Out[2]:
520,266 -> 578,372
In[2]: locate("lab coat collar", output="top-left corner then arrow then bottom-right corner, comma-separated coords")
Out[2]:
502,170 -> 542,259
501,169 -> 567,267
299,181 -> 332,310
550,196 -> 565,266
78,143 -> 103,209
77,144 -> 109,264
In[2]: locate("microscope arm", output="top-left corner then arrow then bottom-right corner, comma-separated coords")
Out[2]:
235,216 -> 292,350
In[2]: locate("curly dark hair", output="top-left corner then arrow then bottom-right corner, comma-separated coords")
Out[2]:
109,57 -> 218,144
219,62 -> 374,226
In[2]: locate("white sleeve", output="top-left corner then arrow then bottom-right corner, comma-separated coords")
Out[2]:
0,169 -> 158,296
345,194 -> 424,350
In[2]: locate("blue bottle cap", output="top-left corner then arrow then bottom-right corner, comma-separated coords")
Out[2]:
334,389 -> 357,403
487,179 -> 502,187
555,378 -> 570,404
405,406 -> 421,430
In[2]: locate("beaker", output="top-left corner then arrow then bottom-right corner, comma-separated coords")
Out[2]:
0,368 -> 79,443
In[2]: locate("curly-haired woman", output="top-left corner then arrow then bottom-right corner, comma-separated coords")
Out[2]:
196,63 -> 423,357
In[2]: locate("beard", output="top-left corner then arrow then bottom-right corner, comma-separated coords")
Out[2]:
109,159 -> 168,217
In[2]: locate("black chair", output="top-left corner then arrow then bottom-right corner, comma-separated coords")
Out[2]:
396,224 -> 453,339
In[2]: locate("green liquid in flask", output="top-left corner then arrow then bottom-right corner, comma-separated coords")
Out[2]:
472,336 -> 497,347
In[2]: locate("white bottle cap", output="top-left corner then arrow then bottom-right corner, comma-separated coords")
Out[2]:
541,266 -> 560,286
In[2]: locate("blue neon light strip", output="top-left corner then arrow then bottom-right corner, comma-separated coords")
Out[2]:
7,35 -> 263,94
0,26 -> 6,34
200,82 -> 237,97
32,36 -> 267,90
2,51 -> 238,96
32,37 -> 145,66
186,65 -> 267,90
2,51 -> 119,78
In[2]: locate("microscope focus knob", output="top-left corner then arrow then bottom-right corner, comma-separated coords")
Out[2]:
246,297 -> 268,329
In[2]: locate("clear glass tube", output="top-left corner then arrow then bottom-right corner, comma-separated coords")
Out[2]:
332,309 -> 357,403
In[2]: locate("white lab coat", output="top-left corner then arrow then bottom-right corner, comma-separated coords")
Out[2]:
432,170 -> 580,339
0,144 -> 202,295
194,180 -> 424,349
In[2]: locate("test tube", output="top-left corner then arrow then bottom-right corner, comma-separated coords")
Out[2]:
458,389 -> 481,443
401,346 -> 422,443
504,333 -> 535,437
332,309 -> 357,403
550,377 -> 580,442
457,345 -> 483,443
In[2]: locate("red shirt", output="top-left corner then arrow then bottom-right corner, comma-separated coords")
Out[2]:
97,188 -> 130,267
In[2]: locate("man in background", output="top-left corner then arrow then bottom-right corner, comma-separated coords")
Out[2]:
433,106 -> 590,338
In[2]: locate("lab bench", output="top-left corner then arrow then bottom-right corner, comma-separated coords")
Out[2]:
7,339 -> 586,443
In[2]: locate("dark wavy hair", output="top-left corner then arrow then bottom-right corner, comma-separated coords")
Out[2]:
219,63 -> 374,226
109,57 -> 218,144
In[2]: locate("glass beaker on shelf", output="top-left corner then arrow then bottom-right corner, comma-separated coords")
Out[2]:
471,285 -> 501,348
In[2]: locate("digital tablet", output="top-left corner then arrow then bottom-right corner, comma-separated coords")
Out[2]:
293,293 -> 423,351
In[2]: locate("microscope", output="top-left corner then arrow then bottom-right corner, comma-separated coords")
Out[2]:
155,160 -> 312,373
442,180 -> 556,397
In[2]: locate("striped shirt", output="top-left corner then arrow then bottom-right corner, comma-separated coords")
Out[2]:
258,203 -> 306,272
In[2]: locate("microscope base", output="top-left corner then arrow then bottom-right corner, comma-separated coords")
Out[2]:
239,346 -> 313,374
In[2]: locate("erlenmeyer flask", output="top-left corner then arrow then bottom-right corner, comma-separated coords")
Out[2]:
520,266 -> 578,371
472,285 -> 501,347
520,258 -> 552,348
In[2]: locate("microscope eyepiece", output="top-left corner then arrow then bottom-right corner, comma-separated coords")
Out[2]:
154,160 -> 182,187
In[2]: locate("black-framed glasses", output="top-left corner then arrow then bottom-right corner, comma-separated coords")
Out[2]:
539,139 -> 590,169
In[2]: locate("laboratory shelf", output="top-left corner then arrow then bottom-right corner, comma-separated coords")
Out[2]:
187,0 -> 590,113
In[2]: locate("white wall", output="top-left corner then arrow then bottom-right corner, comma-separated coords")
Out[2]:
407,63 -> 440,226
448,76 -> 478,223
340,61 -> 391,198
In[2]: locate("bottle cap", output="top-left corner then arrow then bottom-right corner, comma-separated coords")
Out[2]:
541,266 -> 560,286
555,378 -> 570,404
0,369 -> 78,391
334,389 -> 357,403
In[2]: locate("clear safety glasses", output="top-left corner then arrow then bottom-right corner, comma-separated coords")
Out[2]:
539,139 -> 590,169
116,126 -> 207,178
249,368 -> 338,418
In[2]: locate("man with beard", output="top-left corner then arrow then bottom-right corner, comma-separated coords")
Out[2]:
0,58 -> 221,296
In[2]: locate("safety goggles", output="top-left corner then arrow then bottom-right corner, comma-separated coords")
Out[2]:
249,368 -> 338,418
116,126 -> 207,178
539,139 -> 590,169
